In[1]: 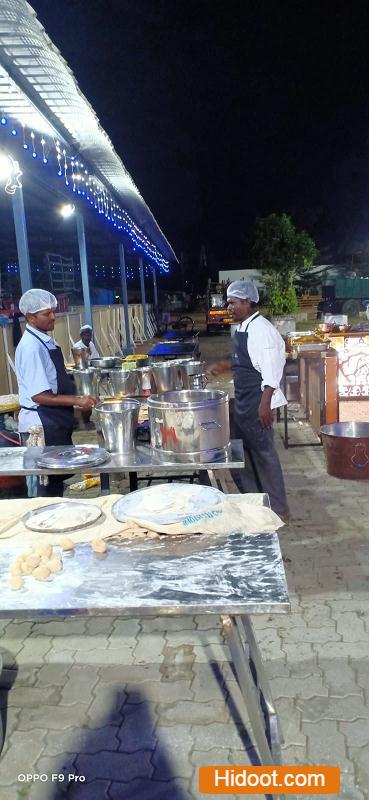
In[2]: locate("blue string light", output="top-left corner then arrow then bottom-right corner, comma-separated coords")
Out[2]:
0,115 -> 171,273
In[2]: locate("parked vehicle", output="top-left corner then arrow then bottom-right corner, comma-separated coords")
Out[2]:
206,283 -> 233,334
317,277 -> 369,318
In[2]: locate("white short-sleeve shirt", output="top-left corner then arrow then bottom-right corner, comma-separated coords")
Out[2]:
237,312 -> 287,409
15,325 -> 58,432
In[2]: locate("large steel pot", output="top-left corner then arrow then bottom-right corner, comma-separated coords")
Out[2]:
95,399 -> 140,453
151,361 -> 182,393
90,356 -> 123,369
320,422 -> 369,480
71,368 -> 99,397
148,389 -> 230,462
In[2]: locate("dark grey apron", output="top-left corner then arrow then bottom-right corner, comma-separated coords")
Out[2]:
232,314 -> 261,425
21,328 -> 75,446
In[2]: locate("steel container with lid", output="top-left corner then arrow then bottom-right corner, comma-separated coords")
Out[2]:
148,389 -> 230,462
95,399 -> 140,453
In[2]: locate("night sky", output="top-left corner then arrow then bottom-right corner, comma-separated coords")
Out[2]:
30,0 -> 369,275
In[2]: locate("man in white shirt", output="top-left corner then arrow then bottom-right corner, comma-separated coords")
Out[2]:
208,280 -> 288,518
74,324 -> 100,362
15,289 -> 97,496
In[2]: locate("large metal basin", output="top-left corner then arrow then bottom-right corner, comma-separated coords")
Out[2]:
148,389 -> 230,461
95,399 -> 140,453
320,422 -> 369,479
107,369 -> 142,397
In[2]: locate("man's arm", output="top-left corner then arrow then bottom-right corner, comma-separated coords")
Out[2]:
258,386 -> 274,428
206,358 -> 231,377
32,391 -> 97,412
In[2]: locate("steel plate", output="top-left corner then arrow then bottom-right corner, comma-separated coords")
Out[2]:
23,502 -> 103,533
112,482 -> 224,526
35,445 -> 110,470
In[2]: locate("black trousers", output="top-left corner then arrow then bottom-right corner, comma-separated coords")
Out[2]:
231,406 -> 288,517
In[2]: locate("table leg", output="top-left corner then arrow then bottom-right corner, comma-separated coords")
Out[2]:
100,473 -> 110,495
129,471 -> 138,492
0,654 -> 4,754
222,615 -> 285,799
206,469 -> 229,493
240,615 -> 284,764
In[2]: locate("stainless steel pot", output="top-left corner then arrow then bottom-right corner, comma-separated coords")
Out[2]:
106,366 -> 152,397
150,361 -> 182,393
95,399 -> 140,453
71,368 -> 99,397
72,346 -> 89,369
107,369 -> 142,397
176,360 -> 207,389
90,356 -> 123,369
148,389 -> 230,462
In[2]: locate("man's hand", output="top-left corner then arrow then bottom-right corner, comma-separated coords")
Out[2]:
75,395 -> 98,412
258,397 -> 274,429
206,359 -> 231,378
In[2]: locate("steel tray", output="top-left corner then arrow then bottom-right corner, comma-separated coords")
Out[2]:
35,445 -> 110,470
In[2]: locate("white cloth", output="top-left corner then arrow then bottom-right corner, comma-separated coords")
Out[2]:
74,339 -> 99,360
237,312 -> 287,409
15,325 -> 58,432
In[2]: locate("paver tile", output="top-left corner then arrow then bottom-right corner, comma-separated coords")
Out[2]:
76,750 -> 153,782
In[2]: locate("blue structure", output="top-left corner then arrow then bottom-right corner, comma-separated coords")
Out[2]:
0,0 -> 176,340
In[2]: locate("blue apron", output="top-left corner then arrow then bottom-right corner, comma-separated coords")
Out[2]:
232,314 -> 261,424
22,328 -> 75,446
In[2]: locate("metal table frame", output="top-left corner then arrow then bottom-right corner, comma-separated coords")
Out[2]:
0,446 -> 288,794
0,528 -> 289,796
0,441 -> 244,494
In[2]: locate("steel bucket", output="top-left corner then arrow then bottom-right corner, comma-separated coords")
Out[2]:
71,368 -> 98,397
320,421 -> 369,479
151,361 -> 182,393
176,360 -> 207,389
72,346 -> 89,369
107,369 -> 142,397
95,399 -> 140,453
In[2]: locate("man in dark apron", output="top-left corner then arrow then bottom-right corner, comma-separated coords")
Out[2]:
207,280 -> 288,518
15,289 -> 97,497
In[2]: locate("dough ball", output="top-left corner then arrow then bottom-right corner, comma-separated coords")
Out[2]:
91,538 -> 107,554
48,558 -> 63,574
9,575 -> 24,591
59,537 -> 75,551
34,544 -> 53,558
10,562 -> 23,576
32,565 -> 51,581
20,561 -> 33,576
26,554 -> 41,570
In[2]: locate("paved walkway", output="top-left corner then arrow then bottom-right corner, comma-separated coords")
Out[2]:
1,361 -> 369,798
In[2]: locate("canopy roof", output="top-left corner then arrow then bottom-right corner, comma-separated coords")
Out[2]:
0,0 -> 176,268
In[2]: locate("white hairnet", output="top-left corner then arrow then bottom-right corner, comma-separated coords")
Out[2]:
80,324 -> 92,332
227,280 -> 259,303
19,289 -> 57,316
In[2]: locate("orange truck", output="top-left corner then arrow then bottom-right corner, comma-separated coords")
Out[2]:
206,285 -> 233,334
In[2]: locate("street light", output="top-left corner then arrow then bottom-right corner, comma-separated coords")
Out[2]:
60,203 -> 75,219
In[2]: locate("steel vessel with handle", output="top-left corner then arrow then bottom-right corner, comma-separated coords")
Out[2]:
148,389 -> 230,462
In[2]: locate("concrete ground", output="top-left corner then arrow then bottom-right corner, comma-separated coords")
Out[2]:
1,331 -> 369,799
